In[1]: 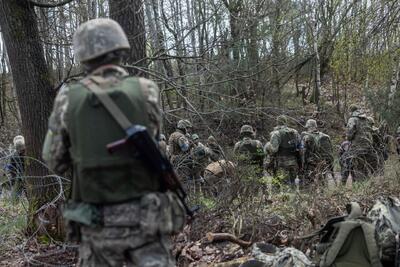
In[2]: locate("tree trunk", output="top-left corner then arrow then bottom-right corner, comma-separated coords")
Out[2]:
0,0 -> 57,234
110,0 -> 147,76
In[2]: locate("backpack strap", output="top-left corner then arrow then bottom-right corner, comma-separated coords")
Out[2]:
81,77 -> 132,131
360,222 -> 382,267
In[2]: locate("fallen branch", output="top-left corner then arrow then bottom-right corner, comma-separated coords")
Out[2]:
206,232 -> 252,247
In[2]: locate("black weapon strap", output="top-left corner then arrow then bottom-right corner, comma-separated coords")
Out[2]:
81,76 -> 137,131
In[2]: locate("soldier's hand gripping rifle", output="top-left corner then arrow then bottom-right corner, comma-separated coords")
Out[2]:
106,125 -> 194,218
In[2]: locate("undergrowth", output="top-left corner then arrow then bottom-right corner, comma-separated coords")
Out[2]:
187,156 -> 400,249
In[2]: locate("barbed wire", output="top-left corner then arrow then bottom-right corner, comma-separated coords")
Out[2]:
0,147 -> 77,266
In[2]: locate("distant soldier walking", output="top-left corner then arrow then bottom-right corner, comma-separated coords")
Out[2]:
346,105 -> 374,180
234,125 -> 264,170
265,115 -> 302,184
43,18 -> 184,266
301,119 -> 334,184
168,119 -> 193,179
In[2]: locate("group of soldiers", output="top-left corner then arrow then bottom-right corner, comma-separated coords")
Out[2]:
3,17 -> 394,266
233,115 -> 333,185
160,119 -> 226,183
233,105 -> 393,186
164,103 -> 394,189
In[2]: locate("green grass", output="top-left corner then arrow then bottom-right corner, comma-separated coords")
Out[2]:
0,196 -> 27,251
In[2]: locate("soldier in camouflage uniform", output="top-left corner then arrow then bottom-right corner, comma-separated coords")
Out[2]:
301,119 -> 334,184
190,134 -> 208,181
42,19 -> 184,267
265,115 -> 302,184
234,125 -> 264,169
346,105 -> 374,181
168,120 -> 192,180
207,136 -> 224,162
168,120 -> 192,161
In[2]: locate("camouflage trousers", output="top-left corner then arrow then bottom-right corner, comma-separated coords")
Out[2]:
75,193 -> 185,267
79,226 -> 174,267
276,158 -> 299,185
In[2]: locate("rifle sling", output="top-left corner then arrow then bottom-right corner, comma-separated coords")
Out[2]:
81,77 -> 134,131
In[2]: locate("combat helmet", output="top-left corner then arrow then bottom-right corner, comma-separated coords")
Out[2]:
177,119 -> 192,131
191,134 -> 199,141
73,18 -> 131,63
276,115 -> 288,126
305,119 -> 317,130
207,136 -> 217,144
240,125 -> 255,138
349,104 -> 359,113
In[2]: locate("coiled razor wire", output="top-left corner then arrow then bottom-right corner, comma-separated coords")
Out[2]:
0,146 -> 77,266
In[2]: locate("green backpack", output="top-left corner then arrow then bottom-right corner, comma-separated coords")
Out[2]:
312,199 -> 400,267
313,202 -> 382,267
315,132 -> 333,163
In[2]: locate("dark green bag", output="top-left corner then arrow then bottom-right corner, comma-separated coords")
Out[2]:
313,203 -> 382,267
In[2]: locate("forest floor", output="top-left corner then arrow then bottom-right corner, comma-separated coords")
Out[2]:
1,159 -> 399,266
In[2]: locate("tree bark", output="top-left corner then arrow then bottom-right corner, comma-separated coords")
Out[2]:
110,0 -> 147,76
0,0 -> 57,233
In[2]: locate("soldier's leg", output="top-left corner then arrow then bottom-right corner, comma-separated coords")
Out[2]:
129,235 -> 175,267
79,226 -> 126,267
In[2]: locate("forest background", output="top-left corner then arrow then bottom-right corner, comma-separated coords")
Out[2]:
0,0 -> 399,265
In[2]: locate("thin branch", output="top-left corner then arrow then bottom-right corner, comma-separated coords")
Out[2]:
28,0 -> 74,8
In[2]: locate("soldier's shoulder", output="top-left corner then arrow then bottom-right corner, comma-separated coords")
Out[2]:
170,131 -> 184,140
138,77 -> 159,98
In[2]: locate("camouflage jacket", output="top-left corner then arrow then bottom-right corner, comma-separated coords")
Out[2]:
234,137 -> 264,164
168,130 -> 190,157
346,112 -> 373,148
266,125 -> 301,167
301,130 -> 319,164
42,65 -> 162,175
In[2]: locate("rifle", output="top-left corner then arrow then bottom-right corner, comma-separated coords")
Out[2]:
107,125 -> 195,217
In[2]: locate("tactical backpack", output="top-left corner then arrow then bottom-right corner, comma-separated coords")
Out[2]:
237,139 -> 263,165
310,198 -> 400,267
312,203 -> 382,267
277,128 -> 298,156
315,132 -> 334,163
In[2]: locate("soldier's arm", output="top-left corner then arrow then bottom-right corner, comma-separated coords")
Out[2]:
139,78 -> 162,139
42,84 -> 72,174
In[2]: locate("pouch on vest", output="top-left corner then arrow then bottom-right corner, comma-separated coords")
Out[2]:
139,192 -> 186,237
63,200 -> 101,226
